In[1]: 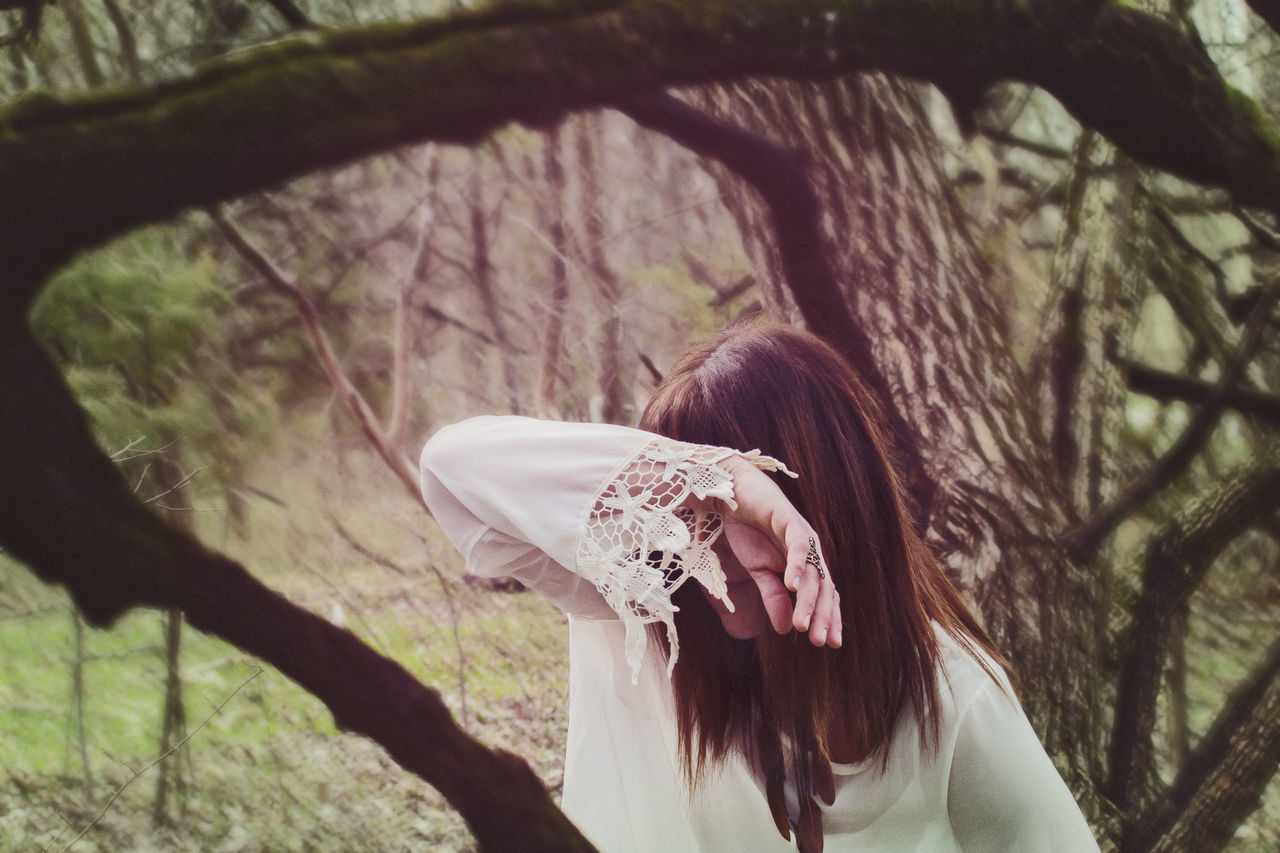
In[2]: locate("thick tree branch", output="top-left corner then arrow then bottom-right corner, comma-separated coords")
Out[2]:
0,319 -> 595,852
618,91 -> 937,525
1106,445 -> 1280,825
3,0 -> 1280,302
1065,282 -> 1279,556
1243,0 -> 1280,36
1122,360 -> 1280,429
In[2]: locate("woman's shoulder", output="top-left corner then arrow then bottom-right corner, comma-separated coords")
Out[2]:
932,625 -> 1018,729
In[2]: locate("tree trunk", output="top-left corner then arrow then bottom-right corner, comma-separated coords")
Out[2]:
153,608 -> 188,826
577,115 -> 627,425
69,606 -> 93,793
470,157 -> 524,415
538,126 -> 571,420
680,74 -> 1110,813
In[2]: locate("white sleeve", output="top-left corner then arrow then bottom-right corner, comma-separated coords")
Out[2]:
418,415 -> 792,681
947,678 -> 1101,852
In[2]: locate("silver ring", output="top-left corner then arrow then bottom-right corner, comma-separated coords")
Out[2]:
806,537 -> 827,581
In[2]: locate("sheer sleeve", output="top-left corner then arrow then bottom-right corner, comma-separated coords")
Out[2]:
946,677 -> 1101,852
418,415 -> 792,681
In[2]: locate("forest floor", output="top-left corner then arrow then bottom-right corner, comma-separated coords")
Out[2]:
0,442 -> 570,852
1,437 -> 1277,851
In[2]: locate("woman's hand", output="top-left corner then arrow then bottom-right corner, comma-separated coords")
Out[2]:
715,456 -> 841,648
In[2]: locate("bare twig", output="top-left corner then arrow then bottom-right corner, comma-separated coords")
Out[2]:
329,515 -> 407,576
638,352 -> 663,385
54,664 -> 264,853
978,125 -> 1072,160
259,0 -> 313,30
211,208 -> 425,508
1149,201 -> 1229,305
143,467 -> 204,505
1233,205 -> 1280,254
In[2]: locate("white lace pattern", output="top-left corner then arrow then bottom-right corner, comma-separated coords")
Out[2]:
574,437 -> 795,683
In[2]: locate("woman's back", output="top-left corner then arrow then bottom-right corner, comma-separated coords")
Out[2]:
562,618 -> 1096,852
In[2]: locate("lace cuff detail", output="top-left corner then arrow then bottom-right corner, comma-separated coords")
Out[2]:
574,437 -> 795,683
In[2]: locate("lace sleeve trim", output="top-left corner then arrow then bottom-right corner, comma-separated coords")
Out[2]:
574,437 -> 795,684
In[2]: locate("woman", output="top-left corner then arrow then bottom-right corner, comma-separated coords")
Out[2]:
419,323 -> 1098,852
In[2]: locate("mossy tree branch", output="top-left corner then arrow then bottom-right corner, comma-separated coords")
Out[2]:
3,0 -> 1280,306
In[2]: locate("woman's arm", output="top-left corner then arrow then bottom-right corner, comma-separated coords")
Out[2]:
419,415 -> 837,679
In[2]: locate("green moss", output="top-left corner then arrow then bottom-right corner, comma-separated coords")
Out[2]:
1225,85 -> 1280,168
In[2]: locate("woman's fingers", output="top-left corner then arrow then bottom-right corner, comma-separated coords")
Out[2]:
783,519 -> 841,647
754,571 -> 798,635
723,522 -> 794,633
809,575 -> 841,648
717,458 -> 841,646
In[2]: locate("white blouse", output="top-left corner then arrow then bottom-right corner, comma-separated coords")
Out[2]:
419,416 -> 1101,853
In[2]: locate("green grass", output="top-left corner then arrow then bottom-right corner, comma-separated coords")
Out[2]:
0,445 -> 571,852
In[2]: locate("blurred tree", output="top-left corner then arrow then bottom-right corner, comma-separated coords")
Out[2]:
27,226 -> 270,824
2,0 -> 1280,851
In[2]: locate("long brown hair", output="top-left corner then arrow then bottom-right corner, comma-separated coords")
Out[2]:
640,323 -> 1004,819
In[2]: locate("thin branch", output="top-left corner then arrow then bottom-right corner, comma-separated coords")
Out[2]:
211,208 -> 425,507
258,0 -> 314,30
1149,200 -> 1229,305
143,467 -> 204,505
978,125 -> 1072,160
387,146 -> 439,450
1065,280 -> 1280,557
596,193 -> 724,248
328,515 -> 407,576
638,352 -> 663,384
1121,359 -> 1280,428
1233,205 -> 1280,253
1131,633 -> 1280,851
1106,445 -> 1280,820
706,274 -> 756,308
420,303 -> 497,345
55,665 -> 264,853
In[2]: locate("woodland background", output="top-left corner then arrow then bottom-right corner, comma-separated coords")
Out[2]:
1,0 -> 1279,851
